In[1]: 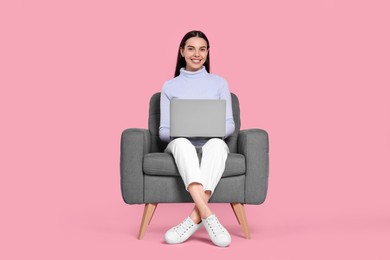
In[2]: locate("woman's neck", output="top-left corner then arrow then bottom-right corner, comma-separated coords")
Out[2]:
179,66 -> 207,79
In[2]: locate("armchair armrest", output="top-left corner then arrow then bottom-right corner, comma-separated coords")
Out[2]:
238,129 -> 269,204
120,128 -> 151,204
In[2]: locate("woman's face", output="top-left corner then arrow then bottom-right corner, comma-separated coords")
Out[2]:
180,37 -> 208,72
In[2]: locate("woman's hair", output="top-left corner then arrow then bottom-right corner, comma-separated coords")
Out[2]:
174,30 -> 210,77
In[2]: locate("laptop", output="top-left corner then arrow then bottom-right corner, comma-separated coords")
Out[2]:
170,99 -> 226,138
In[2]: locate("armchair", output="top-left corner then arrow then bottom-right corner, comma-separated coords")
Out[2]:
120,92 -> 269,239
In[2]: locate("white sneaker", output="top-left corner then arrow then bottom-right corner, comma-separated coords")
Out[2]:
164,217 -> 203,244
202,214 -> 231,247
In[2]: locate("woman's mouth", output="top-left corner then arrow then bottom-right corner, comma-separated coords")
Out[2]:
191,59 -> 202,64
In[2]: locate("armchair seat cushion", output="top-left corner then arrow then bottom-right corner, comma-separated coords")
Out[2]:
143,153 -> 246,178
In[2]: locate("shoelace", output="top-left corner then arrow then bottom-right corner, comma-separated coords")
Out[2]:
206,216 -> 225,236
174,218 -> 194,237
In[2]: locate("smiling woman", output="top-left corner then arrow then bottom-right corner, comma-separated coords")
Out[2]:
159,30 -> 236,247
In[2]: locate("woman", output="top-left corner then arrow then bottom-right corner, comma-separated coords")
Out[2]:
159,30 -> 235,247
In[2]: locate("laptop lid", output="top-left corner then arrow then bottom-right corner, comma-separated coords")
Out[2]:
170,99 -> 226,138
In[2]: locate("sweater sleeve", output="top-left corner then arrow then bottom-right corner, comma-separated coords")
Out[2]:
220,80 -> 235,138
159,83 -> 171,143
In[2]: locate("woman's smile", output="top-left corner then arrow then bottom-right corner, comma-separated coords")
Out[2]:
191,58 -> 202,64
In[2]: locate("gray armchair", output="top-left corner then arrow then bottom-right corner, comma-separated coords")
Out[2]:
120,92 -> 269,239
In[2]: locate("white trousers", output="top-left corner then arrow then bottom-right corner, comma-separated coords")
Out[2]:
164,138 -> 229,195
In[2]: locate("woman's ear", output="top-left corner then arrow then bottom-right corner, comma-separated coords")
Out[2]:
180,47 -> 184,57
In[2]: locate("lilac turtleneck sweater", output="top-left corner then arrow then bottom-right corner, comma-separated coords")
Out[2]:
159,66 -> 235,146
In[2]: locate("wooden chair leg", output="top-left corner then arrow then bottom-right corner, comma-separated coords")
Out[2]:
231,203 -> 241,224
231,203 -> 251,239
138,203 -> 158,240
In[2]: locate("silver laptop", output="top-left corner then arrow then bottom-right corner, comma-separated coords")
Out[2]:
170,99 -> 226,138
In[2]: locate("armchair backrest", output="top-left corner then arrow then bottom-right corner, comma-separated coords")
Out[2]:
148,92 -> 241,153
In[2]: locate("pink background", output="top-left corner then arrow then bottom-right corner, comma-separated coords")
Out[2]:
1,0 -> 389,259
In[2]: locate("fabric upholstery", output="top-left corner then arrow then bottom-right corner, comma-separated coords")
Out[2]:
120,92 -> 269,205
143,152 -> 246,178
238,129 -> 269,204
144,175 -> 246,203
120,128 -> 151,204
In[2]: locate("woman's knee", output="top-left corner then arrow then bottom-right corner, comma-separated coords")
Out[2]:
207,138 -> 226,145
203,138 -> 229,152
172,137 -> 193,146
168,137 -> 195,152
